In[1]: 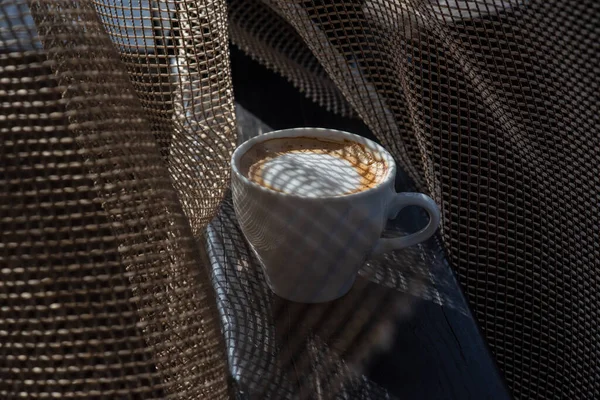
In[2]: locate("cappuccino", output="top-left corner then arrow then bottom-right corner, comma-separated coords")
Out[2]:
239,137 -> 388,197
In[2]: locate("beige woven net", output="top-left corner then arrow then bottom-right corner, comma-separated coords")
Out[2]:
1,0 -> 599,399
1,0 -> 233,398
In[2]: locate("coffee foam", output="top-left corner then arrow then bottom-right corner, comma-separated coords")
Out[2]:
239,136 -> 388,197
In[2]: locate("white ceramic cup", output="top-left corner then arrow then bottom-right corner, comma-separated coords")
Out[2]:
231,128 -> 440,303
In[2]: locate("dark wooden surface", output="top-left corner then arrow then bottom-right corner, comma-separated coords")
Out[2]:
219,47 -> 511,399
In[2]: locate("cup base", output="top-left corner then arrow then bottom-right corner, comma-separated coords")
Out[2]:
267,275 -> 357,303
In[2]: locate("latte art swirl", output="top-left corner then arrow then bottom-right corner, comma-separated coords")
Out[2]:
239,137 -> 388,197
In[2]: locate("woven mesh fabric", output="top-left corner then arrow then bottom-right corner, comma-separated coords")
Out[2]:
2,0 -> 600,399
1,0 -> 233,398
228,0 -> 355,118
234,1 -> 600,398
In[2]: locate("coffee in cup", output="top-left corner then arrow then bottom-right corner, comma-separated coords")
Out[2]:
238,137 -> 388,197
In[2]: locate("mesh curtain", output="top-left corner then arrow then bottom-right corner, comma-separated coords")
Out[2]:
1,0 -> 599,399
230,1 -> 599,398
1,0 -> 233,398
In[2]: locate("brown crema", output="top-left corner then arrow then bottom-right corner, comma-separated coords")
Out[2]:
239,136 -> 388,195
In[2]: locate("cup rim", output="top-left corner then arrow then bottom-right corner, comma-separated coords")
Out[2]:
231,127 -> 397,200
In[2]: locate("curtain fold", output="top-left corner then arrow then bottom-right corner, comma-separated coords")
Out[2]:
232,1 -> 599,398
1,0 -> 234,398
1,0 -> 599,399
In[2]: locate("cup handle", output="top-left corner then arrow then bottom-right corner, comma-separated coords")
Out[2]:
372,193 -> 441,255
